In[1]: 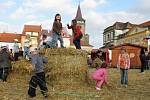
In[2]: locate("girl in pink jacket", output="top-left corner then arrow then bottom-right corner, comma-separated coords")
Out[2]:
92,63 -> 108,91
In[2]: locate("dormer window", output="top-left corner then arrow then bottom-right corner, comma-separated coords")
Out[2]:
25,32 -> 38,36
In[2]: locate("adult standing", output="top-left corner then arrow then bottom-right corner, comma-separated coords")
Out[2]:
51,13 -> 65,48
139,48 -> 147,73
13,39 -> 19,61
117,47 -> 130,87
0,46 -> 12,82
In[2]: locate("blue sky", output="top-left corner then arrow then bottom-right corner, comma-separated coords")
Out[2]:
0,0 -> 150,48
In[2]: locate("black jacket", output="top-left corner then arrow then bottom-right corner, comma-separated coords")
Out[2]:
0,51 -> 12,69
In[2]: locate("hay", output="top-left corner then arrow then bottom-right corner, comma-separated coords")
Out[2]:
12,48 -> 88,83
1,69 -> 150,100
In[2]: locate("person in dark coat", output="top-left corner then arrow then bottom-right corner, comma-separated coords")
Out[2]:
0,46 -> 12,82
140,48 -> 146,73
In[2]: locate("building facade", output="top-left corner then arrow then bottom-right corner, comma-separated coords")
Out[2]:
103,22 -> 135,48
0,33 -> 22,49
116,26 -> 149,47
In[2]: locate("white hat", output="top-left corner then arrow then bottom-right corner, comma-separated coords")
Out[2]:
0,44 -> 8,49
14,39 -> 18,42
30,47 -> 38,52
0,46 -> 8,50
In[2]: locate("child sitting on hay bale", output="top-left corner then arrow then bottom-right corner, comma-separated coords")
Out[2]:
92,62 -> 108,91
28,48 -> 48,98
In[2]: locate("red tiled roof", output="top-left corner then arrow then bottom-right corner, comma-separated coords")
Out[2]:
111,43 -> 146,49
0,33 -> 22,43
140,21 -> 150,27
113,22 -> 136,30
23,25 -> 42,34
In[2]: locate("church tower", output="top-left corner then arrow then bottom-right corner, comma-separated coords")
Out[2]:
72,4 -> 89,45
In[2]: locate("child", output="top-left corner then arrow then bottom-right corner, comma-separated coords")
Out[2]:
92,51 -> 103,68
0,46 -> 12,82
67,20 -> 83,49
87,54 -> 93,68
117,47 -> 130,87
13,39 -> 19,61
92,62 -> 108,91
51,13 -> 65,48
28,48 -> 48,98
39,34 -> 48,49
24,35 -> 31,60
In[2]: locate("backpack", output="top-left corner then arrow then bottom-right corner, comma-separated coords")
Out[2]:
78,32 -> 83,39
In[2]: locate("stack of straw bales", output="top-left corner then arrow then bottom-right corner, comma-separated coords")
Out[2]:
12,48 -> 88,83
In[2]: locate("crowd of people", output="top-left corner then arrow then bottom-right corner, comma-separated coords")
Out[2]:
88,47 -> 150,91
0,13 -> 84,99
1,13 -> 150,99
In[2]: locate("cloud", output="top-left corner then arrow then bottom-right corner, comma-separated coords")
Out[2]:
9,7 -> 38,21
22,0 -> 76,16
0,22 -> 21,33
134,0 -> 150,13
10,7 -> 26,19
0,1 -> 16,13
24,19 -> 53,30
81,0 -> 107,9
2,0 -> 150,48
130,0 -> 150,20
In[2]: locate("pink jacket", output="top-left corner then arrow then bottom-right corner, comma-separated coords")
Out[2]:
92,68 -> 107,82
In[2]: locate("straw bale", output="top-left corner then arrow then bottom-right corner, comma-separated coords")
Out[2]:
12,48 -> 88,83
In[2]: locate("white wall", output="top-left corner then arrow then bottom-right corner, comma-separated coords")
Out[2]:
122,29 -> 129,34
0,42 -> 21,49
115,30 -> 123,36
57,37 -> 70,48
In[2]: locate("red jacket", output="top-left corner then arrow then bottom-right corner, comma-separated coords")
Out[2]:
67,25 -> 82,40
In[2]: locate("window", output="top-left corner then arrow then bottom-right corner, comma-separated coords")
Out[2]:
103,35 -> 106,42
25,32 -> 39,36
107,34 -> 110,41
26,32 -> 32,36
110,32 -> 114,40
32,32 -> 38,36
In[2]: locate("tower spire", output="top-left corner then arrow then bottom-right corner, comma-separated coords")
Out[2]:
75,4 -> 85,21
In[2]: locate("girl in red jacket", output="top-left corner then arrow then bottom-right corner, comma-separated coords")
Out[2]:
67,20 -> 83,49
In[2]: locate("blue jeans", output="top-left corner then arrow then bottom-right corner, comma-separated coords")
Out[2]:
120,69 -> 128,85
73,38 -> 81,49
24,46 -> 30,59
51,33 -> 64,48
